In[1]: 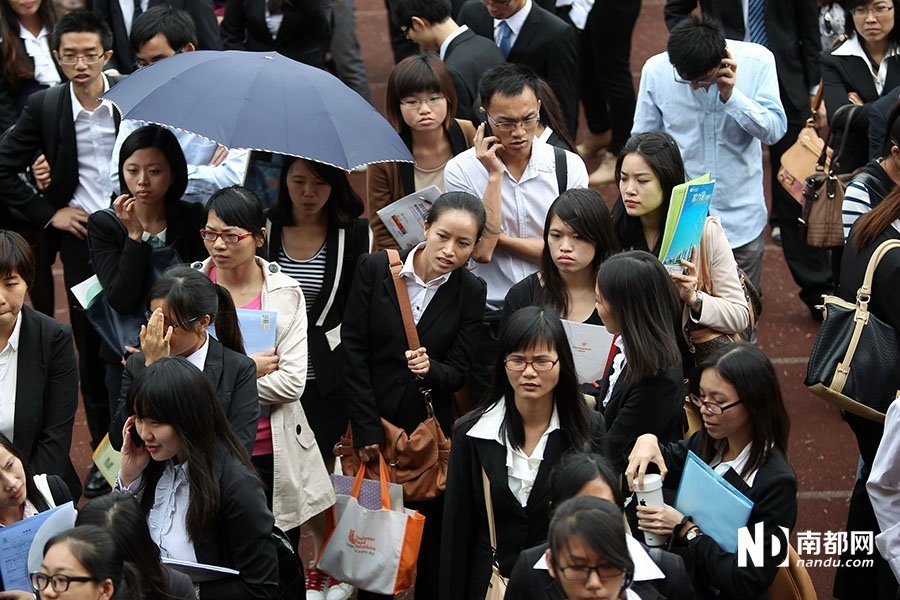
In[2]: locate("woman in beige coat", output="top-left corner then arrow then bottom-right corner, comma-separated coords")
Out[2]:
193,185 -> 335,544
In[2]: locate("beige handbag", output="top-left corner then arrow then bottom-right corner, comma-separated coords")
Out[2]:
778,83 -> 831,203
482,468 -> 509,600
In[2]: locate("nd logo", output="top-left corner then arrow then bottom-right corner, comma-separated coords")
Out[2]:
737,522 -> 790,568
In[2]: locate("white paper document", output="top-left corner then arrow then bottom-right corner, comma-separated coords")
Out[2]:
561,320 -> 615,384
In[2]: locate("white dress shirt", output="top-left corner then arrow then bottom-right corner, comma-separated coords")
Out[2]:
118,0 -> 150,36
444,137 -> 588,308
184,334 -> 210,371
868,398 -> 900,581
399,243 -> 452,324
18,25 -> 61,86
70,76 -> 116,215
710,441 -> 760,487
439,25 -> 469,60
0,314 -> 22,441
265,3 -> 285,39
466,400 -> 560,507
602,335 -> 626,409
111,119 -> 251,204
493,0 -> 531,49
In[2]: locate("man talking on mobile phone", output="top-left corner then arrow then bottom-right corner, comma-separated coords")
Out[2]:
632,15 -> 786,295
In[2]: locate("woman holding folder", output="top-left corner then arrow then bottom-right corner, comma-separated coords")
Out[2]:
613,132 -> 749,369
626,342 -> 796,599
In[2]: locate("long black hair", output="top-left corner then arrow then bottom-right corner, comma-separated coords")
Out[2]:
42,525 -> 140,600
480,306 -> 592,452
126,357 -> 256,540
76,494 -> 170,600
612,132 -> 686,254
536,189 -> 619,316
0,432 -> 50,514
148,265 -> 245,354
118,125 -> 189,206
0,0 -> 57,91
268,157 -> 364,228
692,342 -> 791,479
596,251 -> 682,381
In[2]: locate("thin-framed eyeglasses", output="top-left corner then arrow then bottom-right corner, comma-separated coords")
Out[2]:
504,357 -> 559,372
484,110 -> 540,131
672,67 -> 717,86
31,572 -> 101,593
144,311 -> 202,331
399,95 -> 445,109
557,564 -> 625,582
134,49 -> 184,70
851,3 -> 893,17
199,228 -> 255,244
689,393 -> 742,415
57,53 -> 105,65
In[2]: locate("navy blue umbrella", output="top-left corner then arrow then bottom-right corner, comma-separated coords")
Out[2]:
103,51 -> 412,170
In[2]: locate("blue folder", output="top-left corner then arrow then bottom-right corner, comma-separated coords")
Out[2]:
674,450 -> 754,553
209,309 -> 278,356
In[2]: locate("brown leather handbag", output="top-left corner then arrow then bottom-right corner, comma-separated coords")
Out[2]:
334,249 -> 451,502
778,83 -> 831,204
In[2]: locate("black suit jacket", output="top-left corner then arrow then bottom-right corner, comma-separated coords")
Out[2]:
109,337 -> 260,454
663,0 -> 821,114
341,250 -> 487,447
93,0 -> 222,74
267,217 -> 369,397
0,78 -> 122,228
220,0 -> 331,67
438,409 -> 606,599
443,28 -> 506,122
12,306 -> 81,499
661,434 -> 797,599
457,0 -> 578,136
598,361 -> 685,473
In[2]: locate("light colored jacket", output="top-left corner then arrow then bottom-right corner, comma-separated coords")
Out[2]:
193,256 -> 335,530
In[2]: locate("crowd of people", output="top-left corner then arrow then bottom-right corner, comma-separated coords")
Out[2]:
1,0 -> 900,599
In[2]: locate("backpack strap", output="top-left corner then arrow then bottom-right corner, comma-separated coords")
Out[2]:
553,145 -> 567,192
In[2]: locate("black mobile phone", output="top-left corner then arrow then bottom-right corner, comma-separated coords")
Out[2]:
129,423 -> 144,447
480,113 -> 493,138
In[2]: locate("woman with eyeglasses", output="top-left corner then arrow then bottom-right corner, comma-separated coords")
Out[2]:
30,526 -> 138,600
821,0 -> 900,174
626,342 -> 796,600
86,125 -> 206,407
193,185 -> 334,570
367,53 -> 476,251
106,266 -> 259,456
439,306 -> 604,600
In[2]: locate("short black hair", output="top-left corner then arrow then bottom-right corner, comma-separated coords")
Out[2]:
844,0 -> 900,47
667,15 -> 727,81
0,230 -> 36,287
478,63 -> 541,109
130,5 -> 197,55
51,10 -> 113,53
390,0 -> 451,29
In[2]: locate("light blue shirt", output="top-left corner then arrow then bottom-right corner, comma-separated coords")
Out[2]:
632,40 -> 787,248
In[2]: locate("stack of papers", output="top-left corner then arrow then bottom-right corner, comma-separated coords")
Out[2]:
376,185 -> 442,249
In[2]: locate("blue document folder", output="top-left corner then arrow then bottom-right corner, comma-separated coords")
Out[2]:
210,309 -> 278,356
674,451 -> 754,553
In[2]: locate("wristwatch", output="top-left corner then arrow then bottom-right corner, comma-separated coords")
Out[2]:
690,291 -> 704,315
685,526 -> 704,541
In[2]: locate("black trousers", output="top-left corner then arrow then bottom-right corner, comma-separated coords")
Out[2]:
580,0 -> 641,154
57,230 -> 110,450
769,96 -> 835,310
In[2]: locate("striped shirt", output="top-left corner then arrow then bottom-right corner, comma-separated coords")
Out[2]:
843,180 -> 874,242
276,240 -> 327,380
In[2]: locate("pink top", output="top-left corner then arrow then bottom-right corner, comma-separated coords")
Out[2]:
208,266 -> 272,456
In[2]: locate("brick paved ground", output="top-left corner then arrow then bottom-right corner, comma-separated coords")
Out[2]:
59,1 -> 857,596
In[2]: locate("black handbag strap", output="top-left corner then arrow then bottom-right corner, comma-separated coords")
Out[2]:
819,104 -> 859,173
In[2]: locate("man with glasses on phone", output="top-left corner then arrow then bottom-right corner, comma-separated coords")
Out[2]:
444,63 -> 587,405
0,11 -> 124,499
108,6 -> 249,206
632,14 -> 786,294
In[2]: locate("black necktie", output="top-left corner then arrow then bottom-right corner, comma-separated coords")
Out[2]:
133,0 -> 143,25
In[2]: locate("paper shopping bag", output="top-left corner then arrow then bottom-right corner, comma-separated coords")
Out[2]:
318,457 -> 425,595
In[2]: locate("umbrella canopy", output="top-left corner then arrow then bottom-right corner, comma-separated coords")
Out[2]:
103,51 -> 412,170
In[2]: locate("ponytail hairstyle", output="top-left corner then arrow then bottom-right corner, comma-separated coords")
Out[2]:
76,494 -> 170,600
0,432 -> 50,514
854,186 -> 900,250
424,191 -> 487,240
147,266 -> 245,354
536,78 -> 576,151
42,525 -> 141,600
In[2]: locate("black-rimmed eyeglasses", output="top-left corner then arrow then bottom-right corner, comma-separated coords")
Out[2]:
689,393 -> 742,415
31,572 -> 101,593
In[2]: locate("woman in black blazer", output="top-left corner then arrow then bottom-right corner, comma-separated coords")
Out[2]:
118,357 -> 278,600
627,342 -> 796,600
821,0 -> 900,173
439,306 -> 606,600
0,231 -> 80,499
86,125 -> 206,404
108,266 -> 259,455
834,190 -> 900,600
266,156 -> 368,459
595,252 -> 685,473
341,192 -> 487,599
220,0 -> 331,68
